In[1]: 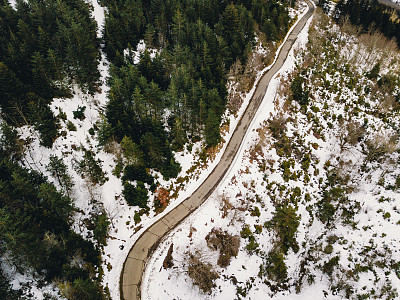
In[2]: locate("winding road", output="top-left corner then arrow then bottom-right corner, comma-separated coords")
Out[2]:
378,0 -> 400,10
120,1 -> 315,299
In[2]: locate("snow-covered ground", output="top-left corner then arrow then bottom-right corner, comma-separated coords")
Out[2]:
142,5 -> 315,300
142,7 -> 400,300
14,1 -> 400,299
3,1 -> 307,299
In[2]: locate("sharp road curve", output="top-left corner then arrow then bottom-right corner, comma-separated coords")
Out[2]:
120,1 -> 315,299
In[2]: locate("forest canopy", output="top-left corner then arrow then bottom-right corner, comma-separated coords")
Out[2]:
0,0 -> 296,297
0,1 -> 104,298
99,0 -> 294,203
0,0 -> 100,146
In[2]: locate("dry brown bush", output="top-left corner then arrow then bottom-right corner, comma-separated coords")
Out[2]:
227,91 -> 243,115
377,92 -> 398,114
205,228 -> 240,268
249,121 -> 271,162
163,243 -> 174,269
154,187 -> 170,213
187,252 -> 219,294
365,133 -> 398,162
269,115 -> 287,140
337,120 -> 365,152
219,194 -> 233,218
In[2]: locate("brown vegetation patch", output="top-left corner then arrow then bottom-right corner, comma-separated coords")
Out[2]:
154,187 -> 170,213
205,228 -> 240,267
163,243 -> 174,269
187,253 -> 219,294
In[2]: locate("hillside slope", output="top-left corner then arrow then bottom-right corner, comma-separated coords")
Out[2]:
143,8 -> 400,300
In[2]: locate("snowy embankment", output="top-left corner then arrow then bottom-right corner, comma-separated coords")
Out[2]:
143,6 -> 400,300
107,4 -> 306,300
141,5 -> 315,300
8,1 -> 307,299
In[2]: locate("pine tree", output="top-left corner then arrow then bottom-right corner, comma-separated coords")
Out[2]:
172,9 -> 187,45
47,155 -> 74,197
205,108 -> 221,147
144,23 -> 156,48
121,136 -> 145,166
172,117 -> 186,151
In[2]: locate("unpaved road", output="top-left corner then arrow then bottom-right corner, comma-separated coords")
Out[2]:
120,1 -> 315,299
378,0 -> 400,10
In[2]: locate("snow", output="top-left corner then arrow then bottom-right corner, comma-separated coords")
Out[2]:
8,0 -> 17,8
6,0 -> 400,298
89,0 -> 106,38
1,255 -> 63,300
142,3 -> 400,300
142,3 -> 314,300
124,40 -> 161,64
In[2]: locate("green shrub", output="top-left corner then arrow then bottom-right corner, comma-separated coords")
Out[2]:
93,213 -> 110,246
122,165 -> 154,185
254,224 -> 263,234
259,250 -> 287,283
240,225 -> 252,239
281,160 -> 294,182
134,212 -> 141,224
47,155 -> 74,196
0,122 -> 24,160
324,244 -> 334,254
270,204 -> 300,254
383,212 -> 391,219
75,150 -> 107,185
112,161 -> 124,178
396,176 -> 400,189
316,200 -> 336,225
67,121 -> 77,131
123,181 -> 149,208
301,153 -> 311,172
251,206 -> 261,217
73,105 -> 86,120
291,74 -> 309,106
322,256 -> 340,276
60,278 -> 103,300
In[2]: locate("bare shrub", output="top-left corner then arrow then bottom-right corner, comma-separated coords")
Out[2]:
364,133 -> 398,162
277,72 -> 294,99
227,59 -> 243,81
227,39 -> 276,114
358,30 -> 398,66
187,252 -> 219,294
377,92 -> 397,114
103,139 -> 121,156
239,50 -> 264,92
339,16 -> 362,39
227,91 -> 243,114
163,243 -> 174,269
269,115 -> 287,140
337,120 -> 365,152
205,228 -> 240,267
220,194 -> 233,218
